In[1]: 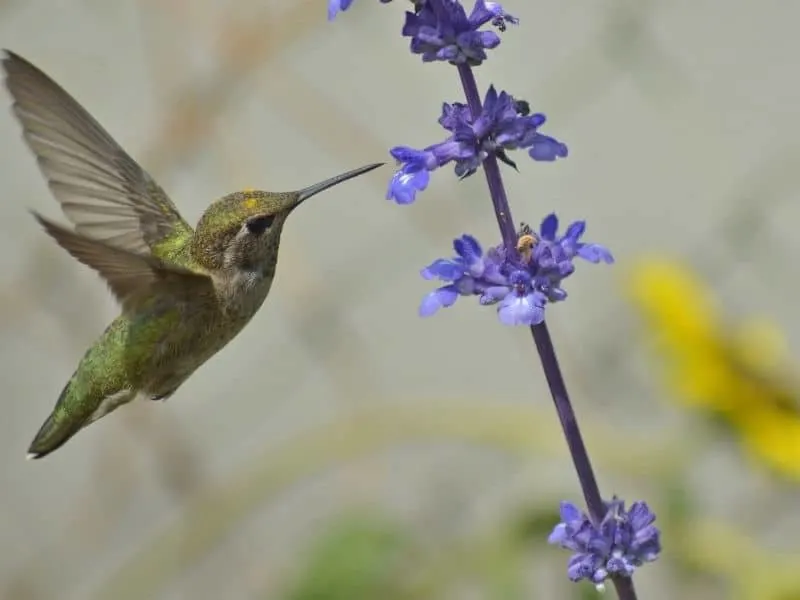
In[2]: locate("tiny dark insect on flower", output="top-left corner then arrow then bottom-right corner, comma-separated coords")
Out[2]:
513,99 -> 531,116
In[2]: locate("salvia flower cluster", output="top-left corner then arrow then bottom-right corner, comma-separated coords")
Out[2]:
420,215 -> 613,326
548,499 -> 662,588
401,0 -> 519,65
387,86 -> 567,205
330,0 -> 517,66
329,0 -> 660,596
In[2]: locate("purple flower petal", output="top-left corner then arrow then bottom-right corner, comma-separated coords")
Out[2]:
563,220 -> 586,242
419,285 -> 459,317
577,243 -> 614,264
497,290 -> 545,325
479,285 -> 509,304
547,287 -> 568,302
528,134 -> 569,161
389,145 -> 438,170
431,139 -> 471,163
559,501 -> 583,522
386,167 -> 430,204
328,0 -> 355,20
548,523 -> 570,546
421,258 -> 464,281
567,553 -> 599,582
539,213 -> 559,240
627,502 -> 656,530
634,528 -> 662,561
438,102 -> 471,131
453,234 -> 483,264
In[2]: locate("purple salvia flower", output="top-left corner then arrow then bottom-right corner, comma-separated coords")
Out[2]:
402,0 -> 517,65
419,234 -> 508,316
419,216 -> 613,324
385,146 -> 440,204
386,86 -> 566,203
548,499 -> 661,589
445,86 -> 568,178
386,167 -> 430,204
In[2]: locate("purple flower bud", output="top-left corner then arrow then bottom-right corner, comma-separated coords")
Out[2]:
328,0 -> 355,20
549,498 -> 662,587
327,0 -> 394,21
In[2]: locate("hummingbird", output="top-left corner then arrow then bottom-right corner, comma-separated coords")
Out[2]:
2,50 -> 383,460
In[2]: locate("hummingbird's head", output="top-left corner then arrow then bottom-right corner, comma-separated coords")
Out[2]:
191,163 -> 383,272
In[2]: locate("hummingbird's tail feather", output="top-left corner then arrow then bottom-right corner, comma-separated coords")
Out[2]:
27,380 -> 134,460
27,417 -> 73,459
27,380 -> 84,460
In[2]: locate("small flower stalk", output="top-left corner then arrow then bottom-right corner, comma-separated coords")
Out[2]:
329,1 -> 660,597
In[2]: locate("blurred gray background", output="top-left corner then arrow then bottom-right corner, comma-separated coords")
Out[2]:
1,1 -> 800,599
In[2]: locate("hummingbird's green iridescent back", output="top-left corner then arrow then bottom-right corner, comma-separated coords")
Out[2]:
3,50 -> 383,459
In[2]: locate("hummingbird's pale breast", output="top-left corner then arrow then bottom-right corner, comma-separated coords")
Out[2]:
142,268 -> 277,397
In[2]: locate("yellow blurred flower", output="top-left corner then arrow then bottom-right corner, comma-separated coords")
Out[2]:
626,257 -> 800,480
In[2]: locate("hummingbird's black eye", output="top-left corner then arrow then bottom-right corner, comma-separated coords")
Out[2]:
246,215 -> 275,236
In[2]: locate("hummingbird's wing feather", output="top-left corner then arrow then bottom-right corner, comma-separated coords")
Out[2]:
2,50 -> 193,256
33,212 -> 214,313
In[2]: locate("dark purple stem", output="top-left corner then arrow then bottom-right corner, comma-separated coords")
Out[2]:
457,64 -> 517,250
529,323 -> 638,600
456,63 -> 638,600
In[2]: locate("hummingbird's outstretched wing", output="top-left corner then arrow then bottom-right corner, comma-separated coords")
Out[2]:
2,50 -> 193,256
32,212 -> 214,314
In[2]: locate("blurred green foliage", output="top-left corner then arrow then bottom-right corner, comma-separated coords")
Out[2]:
284,515 -> 412,600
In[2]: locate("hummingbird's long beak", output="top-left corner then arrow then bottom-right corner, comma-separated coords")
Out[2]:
294,162 -> 384,206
